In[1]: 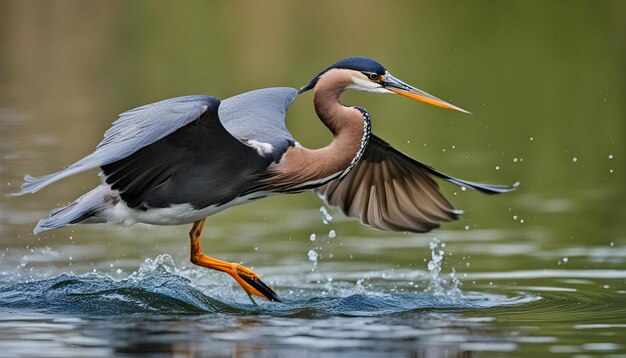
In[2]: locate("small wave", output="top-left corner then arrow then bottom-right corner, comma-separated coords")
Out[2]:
0,255 -> 537,317
0,271 -> 241,315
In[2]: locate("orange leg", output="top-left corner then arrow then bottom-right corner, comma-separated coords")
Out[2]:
189,219 -> 280,303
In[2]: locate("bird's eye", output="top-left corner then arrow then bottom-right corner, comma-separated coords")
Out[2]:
368,73 -> 379,81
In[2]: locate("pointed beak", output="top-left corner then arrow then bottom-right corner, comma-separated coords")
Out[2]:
383,73 -> 471,114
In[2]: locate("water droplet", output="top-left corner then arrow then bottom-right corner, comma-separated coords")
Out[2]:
513,215 -> 518,220
116,268 -> 122,274
254,246 -> 259,251
424,239 -> 461,300
328,230 -> 336,238
530,137 -> 534,141
572,157 -> 578,162
319,206 -> 333,224
610,241 -> 615,247
520,219 -> 525,223
495,165 -> 500,171
513,157 -> 518,163
563,257 -> 569,263
608,154 -> 613,159
307,249 -> 318,271
309,233 -> 316,242
464,225 -> 470,230
461,186 -> 467,192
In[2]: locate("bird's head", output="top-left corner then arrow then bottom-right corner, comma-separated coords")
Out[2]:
299,56 -> 469,113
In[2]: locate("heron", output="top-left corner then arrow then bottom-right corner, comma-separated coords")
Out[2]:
14,57 -> 517,302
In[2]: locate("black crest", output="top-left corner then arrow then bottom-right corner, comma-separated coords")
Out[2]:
299,57 -> 386,93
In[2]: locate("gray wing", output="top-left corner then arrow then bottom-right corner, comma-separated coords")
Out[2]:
100,105 -> 267,209
219,87 -> 298,163
315,135 -> 518,233
14,95 -> 218,195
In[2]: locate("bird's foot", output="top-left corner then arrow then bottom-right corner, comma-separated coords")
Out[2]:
188,219 -> 280,303
227,263 -> 281,303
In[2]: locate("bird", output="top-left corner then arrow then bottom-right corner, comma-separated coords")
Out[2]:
13,57 -> 518,303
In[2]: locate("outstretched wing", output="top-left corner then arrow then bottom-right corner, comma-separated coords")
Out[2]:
101,105 -> 267,209
14,95 -> 219,195
14,88 -> 300,197
315,135 -> 518,233
102,88 -> 300,209
220,87 -> 298,163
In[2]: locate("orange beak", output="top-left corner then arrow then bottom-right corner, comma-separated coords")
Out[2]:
383,73 -> 470,114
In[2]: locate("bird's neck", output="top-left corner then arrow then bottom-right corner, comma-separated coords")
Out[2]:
311,70 -> 370,175
267,69 -> 370,191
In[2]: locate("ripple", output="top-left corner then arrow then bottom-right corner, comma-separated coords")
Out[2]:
0,256 -> 537,317
0,272 -> 237,315
466,269 -> 626,280
0,270 -> 536,317
0,254 -> 624,355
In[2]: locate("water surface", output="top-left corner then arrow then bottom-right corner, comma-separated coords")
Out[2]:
1,1 -> 625,356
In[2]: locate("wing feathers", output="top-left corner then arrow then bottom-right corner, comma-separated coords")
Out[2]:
13,95 -> 219,196
316,134 -> 517,233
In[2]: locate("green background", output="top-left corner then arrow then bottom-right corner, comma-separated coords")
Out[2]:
0,1 -> 625,356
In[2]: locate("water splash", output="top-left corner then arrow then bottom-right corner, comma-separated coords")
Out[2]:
1,247 -> 61,283
0,257 -> 236,315
319,206 -> 333,224
424,239 -> 463,302
307,249 -> 318,271
129,254 -> 178,280
0,252 -> 538,318
307,206 -> 337,272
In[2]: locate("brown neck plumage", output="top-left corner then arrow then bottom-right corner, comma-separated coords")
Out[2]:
270,69 -> 368,190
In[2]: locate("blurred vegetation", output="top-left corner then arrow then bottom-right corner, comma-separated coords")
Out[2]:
0,0 -> 624,262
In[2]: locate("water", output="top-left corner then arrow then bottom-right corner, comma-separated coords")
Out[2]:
1,1 -> 625,356
0,253 -> 543,356
0,250 -> 624,356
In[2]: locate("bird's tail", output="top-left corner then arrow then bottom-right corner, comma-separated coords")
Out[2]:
34,186 -> 110,234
